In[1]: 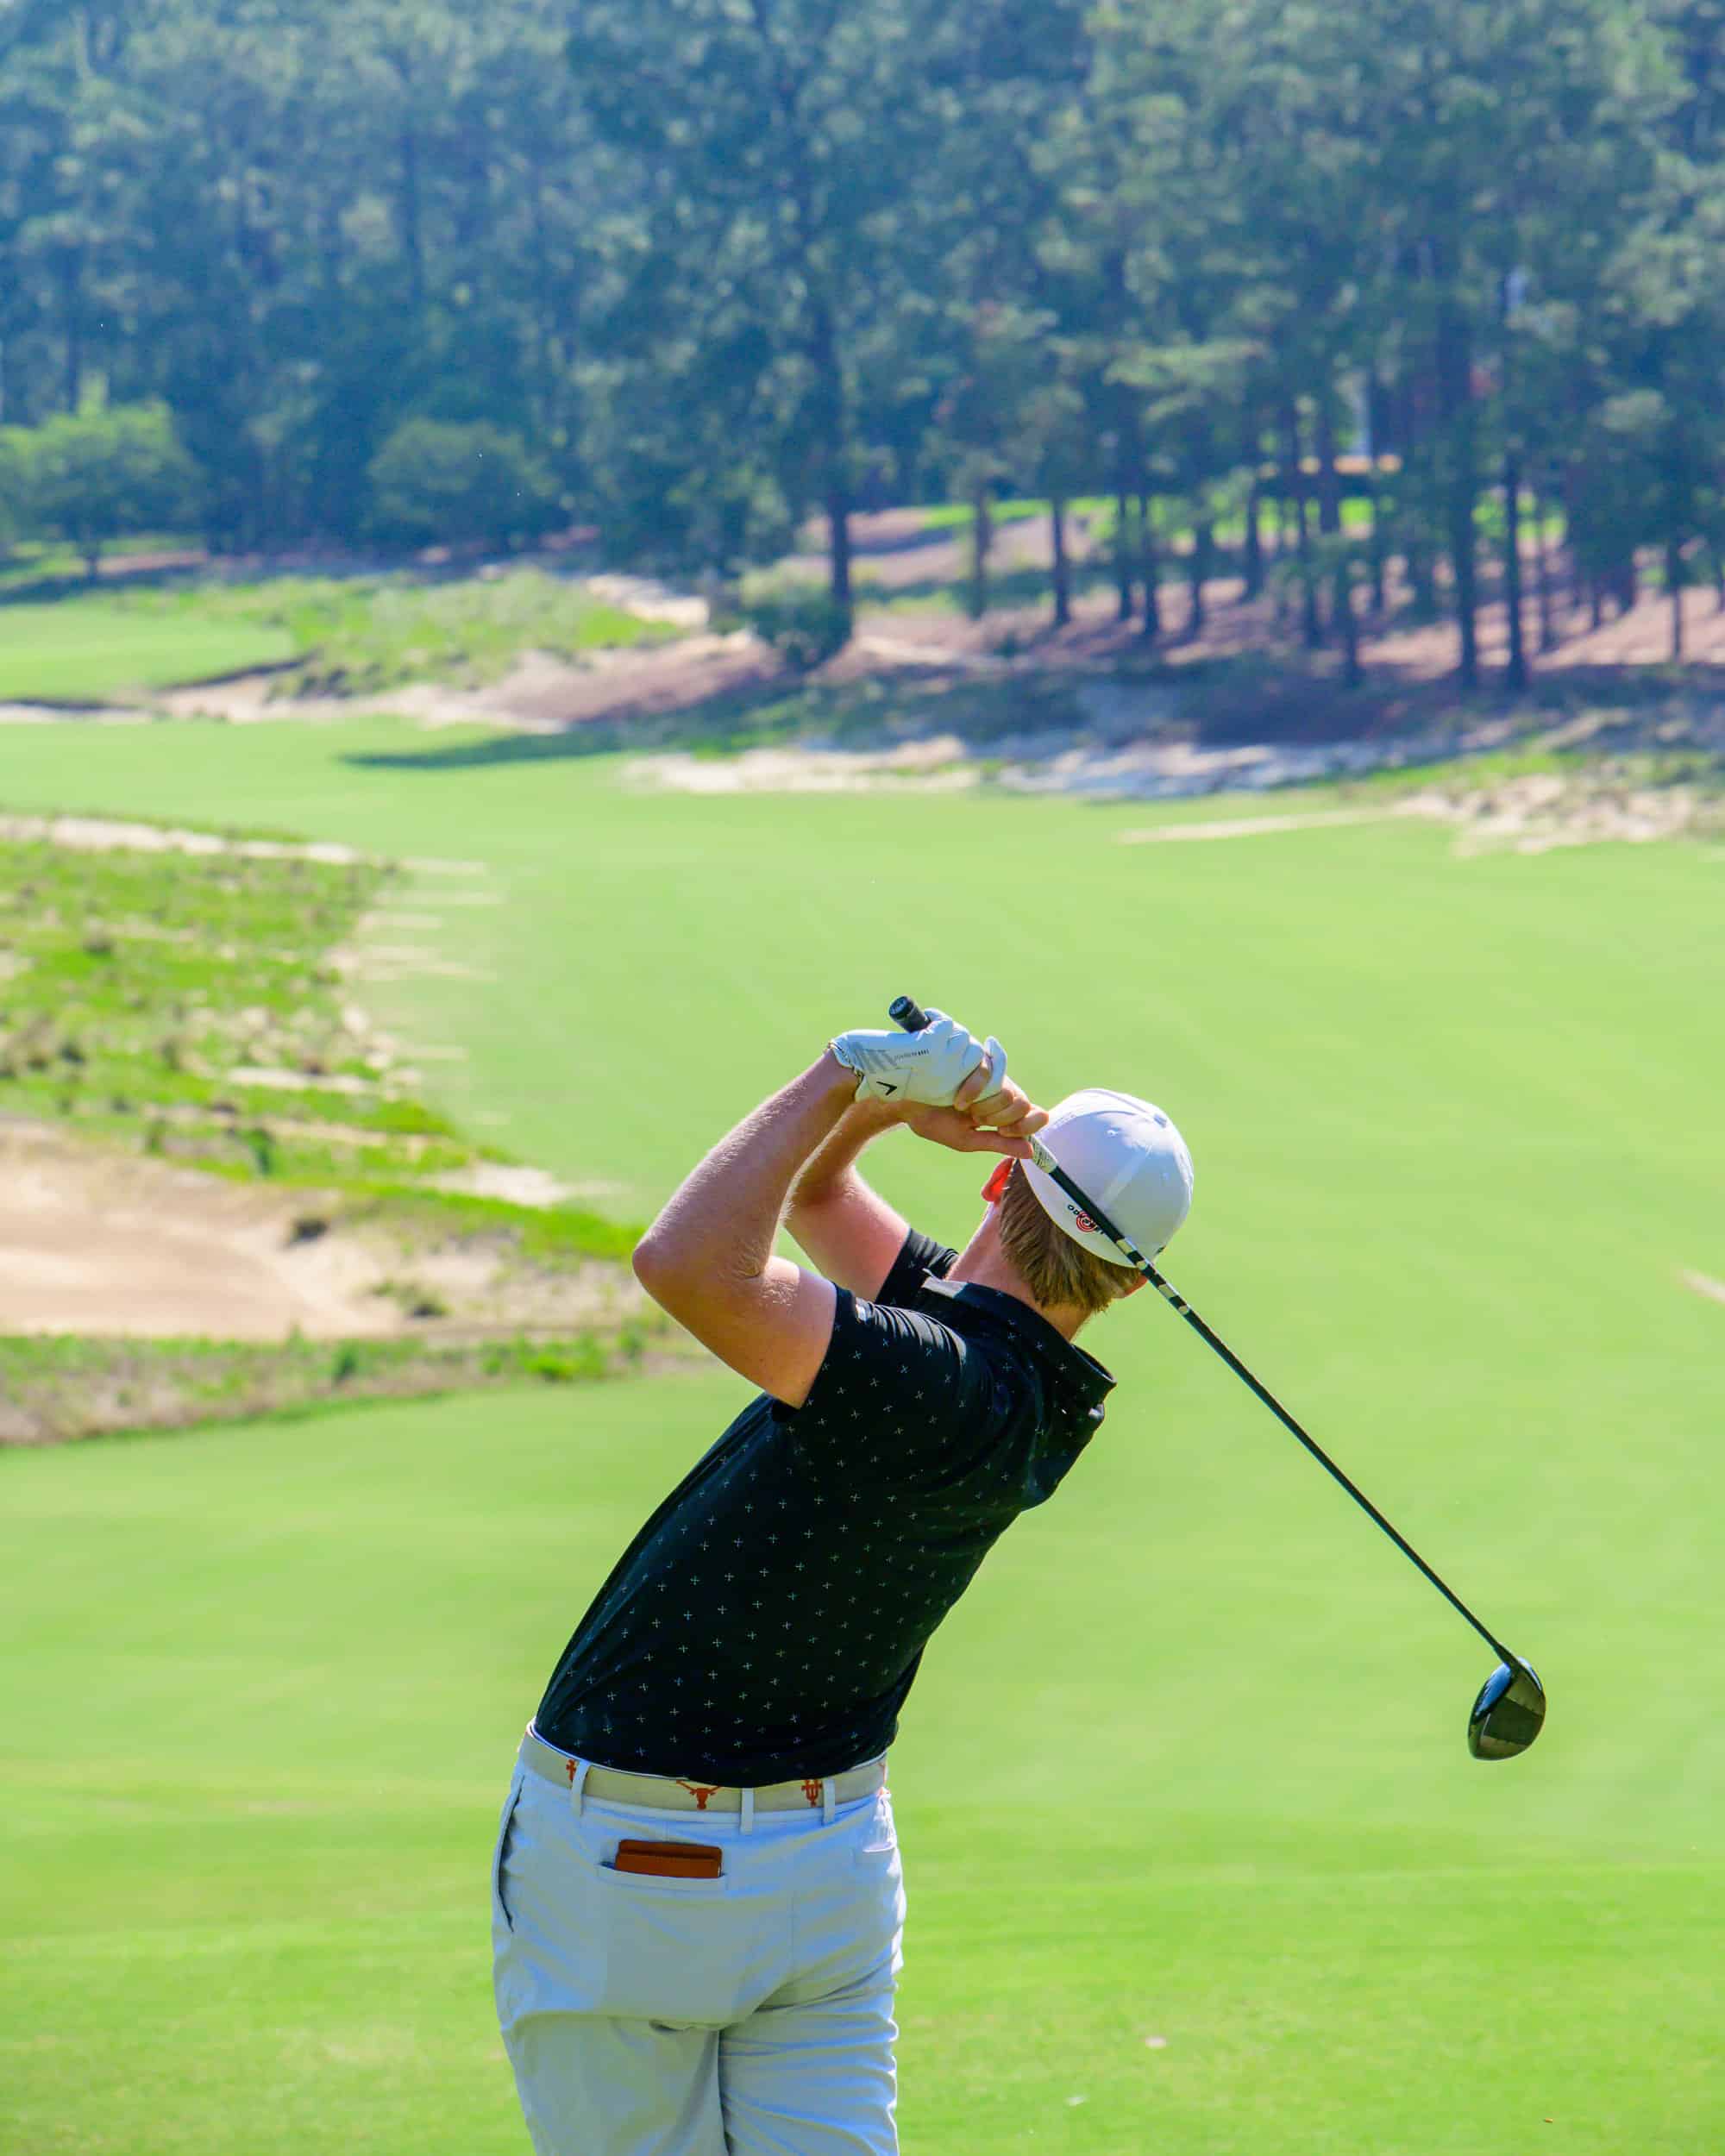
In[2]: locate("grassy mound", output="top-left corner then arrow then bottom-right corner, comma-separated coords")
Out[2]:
0,566 -> 675,705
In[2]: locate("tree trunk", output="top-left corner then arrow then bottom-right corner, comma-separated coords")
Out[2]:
1436,299 -> 1479,690
1113,486 -> 1133,621
1273,489 -> 1291,625
1668,537 -> 1684,661
1315,398 -> 1342,536
1050,498 -> 1070,628
1407,534 -> 1433,617
1188,519 -> 1211,636
1368,473 -> 1386,613
1243,480 -> 1264,598
1534,489 -> 1556,653
60,250 -> 84,412
399,127 -> 426,312
1502,454 -> 1527,692
1316,403 -> 1348,663
1285,406 -> 1322,649
825,490 -> 853,614
1138,493 -> 1161,642
968,487 -> 992,618
1335,561 -> 1361,686
808,291 -> 852,624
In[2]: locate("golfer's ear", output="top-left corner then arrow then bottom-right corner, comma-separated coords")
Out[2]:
1117,1271 -> 1151,1298
980,1159 -> 1014,1204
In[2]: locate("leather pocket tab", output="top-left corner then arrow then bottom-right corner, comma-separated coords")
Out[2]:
612,1839 -> 724,1879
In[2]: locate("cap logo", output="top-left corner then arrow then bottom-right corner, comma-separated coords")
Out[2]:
1072,1208 -> 1099,1234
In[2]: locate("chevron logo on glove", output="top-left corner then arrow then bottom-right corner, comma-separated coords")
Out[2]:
830,1008 -> 1003,1108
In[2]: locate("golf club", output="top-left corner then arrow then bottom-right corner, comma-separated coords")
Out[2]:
888,994 -> 1546,1761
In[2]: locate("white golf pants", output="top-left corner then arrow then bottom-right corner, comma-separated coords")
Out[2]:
491,1744 -> 907,2153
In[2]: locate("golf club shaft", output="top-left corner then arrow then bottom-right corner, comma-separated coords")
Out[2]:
889,997 -> 1515,1666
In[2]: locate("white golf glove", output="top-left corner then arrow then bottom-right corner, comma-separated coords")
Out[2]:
829,1007 -> 1006,1107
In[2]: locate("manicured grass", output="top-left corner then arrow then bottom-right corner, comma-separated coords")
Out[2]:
0,718 -> 1721,2149
0,599 -> 296,699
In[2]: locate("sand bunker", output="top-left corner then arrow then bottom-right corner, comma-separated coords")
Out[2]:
627,737 -> 978,793
0,1123 -> 392,1340
0,812 -> 369,864
1397,772 -> 1706,853
0,1122 -> 632,1342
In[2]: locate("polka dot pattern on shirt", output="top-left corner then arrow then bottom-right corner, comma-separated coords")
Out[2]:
533,1229 -> 1115,1785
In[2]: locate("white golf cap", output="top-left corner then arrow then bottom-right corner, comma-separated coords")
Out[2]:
1025,1088 -> 1194,1265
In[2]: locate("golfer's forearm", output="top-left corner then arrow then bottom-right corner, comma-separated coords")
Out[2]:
785,1100 -> 911,1294
635,1054 -> 859,1297
788,1100 -> 900,1217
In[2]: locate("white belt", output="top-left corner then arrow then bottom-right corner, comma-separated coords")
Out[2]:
521,1724 -> 887,1815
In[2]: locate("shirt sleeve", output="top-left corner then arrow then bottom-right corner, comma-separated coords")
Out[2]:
875,1228 -> 957,1310
775,1285 -> 1020,1507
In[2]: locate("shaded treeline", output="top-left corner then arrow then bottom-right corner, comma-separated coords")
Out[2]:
3,0 -> 1724,678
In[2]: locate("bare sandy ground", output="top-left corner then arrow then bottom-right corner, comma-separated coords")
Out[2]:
0,812 -> 371,864
0,1123 -> 391,1340
0,1121 -> 636,1342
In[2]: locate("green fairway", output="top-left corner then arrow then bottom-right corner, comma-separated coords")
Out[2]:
0,599 -> 296,699
2,716 -> 1722,2151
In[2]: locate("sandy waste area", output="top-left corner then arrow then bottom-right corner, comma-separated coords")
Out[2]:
0,1119 -> 636,1343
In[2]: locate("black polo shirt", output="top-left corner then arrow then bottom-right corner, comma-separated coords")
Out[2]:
533,1229 -> 1116,1785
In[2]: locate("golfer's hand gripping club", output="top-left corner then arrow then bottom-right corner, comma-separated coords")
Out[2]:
888,995 -> 1544,1757
832,1005 -> 1004,1107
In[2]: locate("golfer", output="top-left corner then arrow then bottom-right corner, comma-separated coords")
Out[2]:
491,1009 -> 1193,2153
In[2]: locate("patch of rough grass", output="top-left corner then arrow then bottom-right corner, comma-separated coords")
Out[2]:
122,567 -> 676,697
0,1324 -> 652,1446
0,834 -> 411,1175
0,829 -> 642,1274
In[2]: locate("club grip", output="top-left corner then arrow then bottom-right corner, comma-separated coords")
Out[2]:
888,996 -> 932,1032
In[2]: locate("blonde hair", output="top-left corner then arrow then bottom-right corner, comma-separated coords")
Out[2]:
994,1161 -> 1137,1319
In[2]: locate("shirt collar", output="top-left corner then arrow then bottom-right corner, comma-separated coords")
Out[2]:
915,1275 -> 1116,1420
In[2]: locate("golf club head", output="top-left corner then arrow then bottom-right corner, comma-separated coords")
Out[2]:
1467,1656 -> 1546,1760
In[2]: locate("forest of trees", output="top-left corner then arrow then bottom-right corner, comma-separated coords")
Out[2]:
4,0 -> 1725,680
